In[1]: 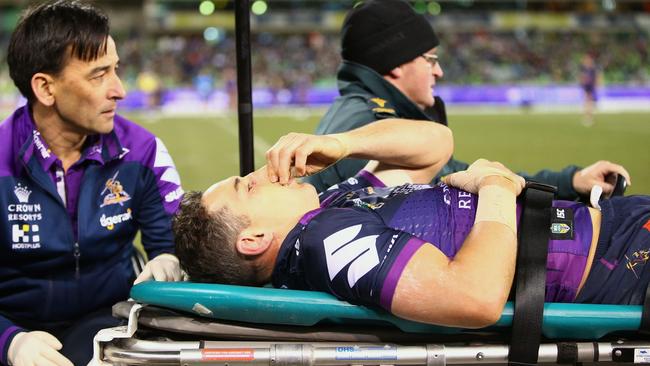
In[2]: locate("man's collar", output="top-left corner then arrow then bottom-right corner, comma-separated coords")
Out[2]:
15,104 -> 129,168
337,61 -> 431,121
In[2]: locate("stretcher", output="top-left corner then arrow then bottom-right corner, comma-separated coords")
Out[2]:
91,281 -> 650,365
87,2 -> 647,364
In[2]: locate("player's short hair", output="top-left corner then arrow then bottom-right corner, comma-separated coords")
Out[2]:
8,0 -> 110,102
173,191 -> 260,285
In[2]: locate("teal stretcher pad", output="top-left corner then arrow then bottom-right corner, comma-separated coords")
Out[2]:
131,281 -> 643,340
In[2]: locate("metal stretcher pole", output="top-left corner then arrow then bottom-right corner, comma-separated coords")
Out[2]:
235,0 -> 255,176
101,340 -> 647,365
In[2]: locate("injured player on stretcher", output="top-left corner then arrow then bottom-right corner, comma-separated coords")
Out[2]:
172,118 -> 646,329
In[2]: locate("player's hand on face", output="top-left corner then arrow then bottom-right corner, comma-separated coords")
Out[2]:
134,253 -> 186,285
572,160 -> 631,196
265,133 -> 348,185
8,331 -> 73,366
442,159 -> 525,195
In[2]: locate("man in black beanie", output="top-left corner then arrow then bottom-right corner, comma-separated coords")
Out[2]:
305,0 -> 630,201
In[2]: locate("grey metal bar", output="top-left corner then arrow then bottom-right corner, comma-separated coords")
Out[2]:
103,346 -> 179,365
99,340 -> 650,365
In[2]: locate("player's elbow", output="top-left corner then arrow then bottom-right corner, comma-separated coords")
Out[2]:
455,284 -> 507,328
444,126 -> 454,154
459,296 -> 504,328
434,125 -> 454,162
420,126 -> 453,181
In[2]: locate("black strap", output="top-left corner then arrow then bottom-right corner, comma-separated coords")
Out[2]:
508,182 -> 556,366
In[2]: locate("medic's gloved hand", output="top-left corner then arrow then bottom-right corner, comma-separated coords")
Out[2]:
572,160 -> 631,197
134,253 -> 186,284
7,331 -> 73,366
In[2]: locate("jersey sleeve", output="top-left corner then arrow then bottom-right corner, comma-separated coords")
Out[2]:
0,317 -> 23,366
298,207 -> 426,310
137,137 -> 184,258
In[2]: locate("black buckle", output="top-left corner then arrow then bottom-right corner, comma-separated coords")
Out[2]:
524,181 -> 558,194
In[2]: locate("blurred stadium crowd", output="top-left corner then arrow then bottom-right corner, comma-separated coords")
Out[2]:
122,29 -> 650,89
1,29 -> 648,98
1,0 -> 649,108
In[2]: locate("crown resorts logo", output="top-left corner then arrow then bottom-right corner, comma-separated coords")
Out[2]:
8,184 -> 42,222
14,184 -> 32,203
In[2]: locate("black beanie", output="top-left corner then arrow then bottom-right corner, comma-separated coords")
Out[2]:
341,0 -> 439,75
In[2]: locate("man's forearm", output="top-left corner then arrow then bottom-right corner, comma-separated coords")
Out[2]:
335,118 -> 453,170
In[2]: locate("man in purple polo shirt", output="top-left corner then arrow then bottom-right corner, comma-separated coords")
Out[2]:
0,1 -> 184,365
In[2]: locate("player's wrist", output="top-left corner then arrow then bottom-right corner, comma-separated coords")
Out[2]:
330,134 -> 351,159
476,184 -> 517,234
479,175 -> 518,194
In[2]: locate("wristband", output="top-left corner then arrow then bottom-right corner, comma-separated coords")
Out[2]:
475,184 -> 517,234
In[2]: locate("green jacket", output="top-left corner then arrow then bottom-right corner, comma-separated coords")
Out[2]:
306,61 -> 581,200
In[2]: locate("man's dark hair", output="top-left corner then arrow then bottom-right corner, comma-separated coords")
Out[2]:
7,0 -> 110,102
173,191 -> 260,285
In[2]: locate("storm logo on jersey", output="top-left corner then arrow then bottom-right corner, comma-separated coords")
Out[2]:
324,224 -> 379,288
100,171 -> 132,207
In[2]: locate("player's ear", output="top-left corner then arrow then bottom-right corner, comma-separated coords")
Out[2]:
235,229 -> 274,256
31,73 -> 56,107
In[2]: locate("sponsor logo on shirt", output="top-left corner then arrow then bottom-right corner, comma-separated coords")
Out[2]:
12,224 -> 40,249
550,208 -> 574,240
14,183 -> 31,203
100,171 -> 131,207
8,184 -> 42,221
100,208 -> 133,230
551,223 -> 571,234
165,186 -> 184,203
440,183 -> 474,209
32,131 -> 50,159
351,198 -> 384,210
390,184 -> 429,196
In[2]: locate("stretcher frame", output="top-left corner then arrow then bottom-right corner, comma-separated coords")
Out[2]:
90,283 -> 650,365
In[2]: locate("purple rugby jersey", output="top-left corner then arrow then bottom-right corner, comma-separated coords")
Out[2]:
272,170 -> 593,311
19,111 -> 182,240
0,105 -> 183,362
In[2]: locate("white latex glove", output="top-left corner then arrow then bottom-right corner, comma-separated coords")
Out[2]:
133,253 -> 185,284
7,331 -> 73,366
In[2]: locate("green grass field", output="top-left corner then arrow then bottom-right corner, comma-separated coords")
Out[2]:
126,109 -> 650,195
